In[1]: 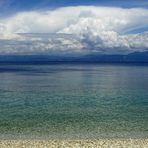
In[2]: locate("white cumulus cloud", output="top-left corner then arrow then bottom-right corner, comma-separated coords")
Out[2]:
0,6 -> 148,55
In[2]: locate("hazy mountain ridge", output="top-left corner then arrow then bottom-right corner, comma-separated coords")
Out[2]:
0,51 -> 148,64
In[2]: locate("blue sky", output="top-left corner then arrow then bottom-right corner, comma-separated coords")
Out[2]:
1,0 -> 148,16
0,0 -> 148,55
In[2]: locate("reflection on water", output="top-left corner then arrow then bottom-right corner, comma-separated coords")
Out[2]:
0,64 -> 148,139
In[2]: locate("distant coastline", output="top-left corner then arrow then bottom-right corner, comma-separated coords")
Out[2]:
0,51 -> 148,64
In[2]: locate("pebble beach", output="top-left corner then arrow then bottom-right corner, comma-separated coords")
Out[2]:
0,139 -> 148,148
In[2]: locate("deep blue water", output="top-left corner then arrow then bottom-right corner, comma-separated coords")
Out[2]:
0,64 -> 147,139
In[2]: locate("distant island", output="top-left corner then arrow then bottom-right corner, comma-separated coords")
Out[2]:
0,51 -> 148,64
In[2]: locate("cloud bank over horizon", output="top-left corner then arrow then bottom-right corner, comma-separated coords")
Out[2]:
0,6 -> 148,55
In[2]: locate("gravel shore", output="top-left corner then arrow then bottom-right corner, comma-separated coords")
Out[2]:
0,139 -> 147,148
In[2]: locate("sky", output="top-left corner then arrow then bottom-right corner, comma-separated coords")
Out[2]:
0,0 -> 148,55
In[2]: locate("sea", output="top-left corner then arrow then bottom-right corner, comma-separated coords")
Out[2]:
0,64 -> 147,139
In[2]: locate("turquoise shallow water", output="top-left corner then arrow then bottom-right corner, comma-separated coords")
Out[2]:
0,64 -> 147,139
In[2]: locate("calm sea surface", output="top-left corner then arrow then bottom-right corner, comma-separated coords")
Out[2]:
0,64 -> 147,139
